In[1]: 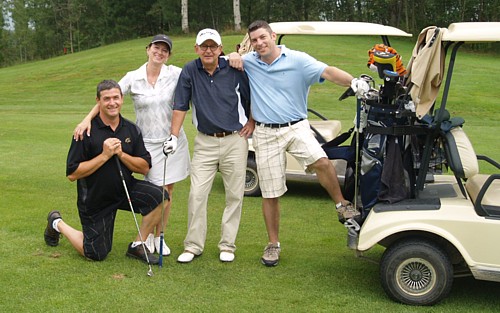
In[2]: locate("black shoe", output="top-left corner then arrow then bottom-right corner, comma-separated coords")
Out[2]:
126,243 -> 159,265
44,210 -> 62,246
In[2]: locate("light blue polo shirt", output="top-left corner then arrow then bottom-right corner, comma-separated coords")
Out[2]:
242,45 -> 327,124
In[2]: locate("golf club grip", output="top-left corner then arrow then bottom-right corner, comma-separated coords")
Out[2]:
114,155 -> 124,178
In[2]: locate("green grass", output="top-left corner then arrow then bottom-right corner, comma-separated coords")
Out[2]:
1,34 -> 499,312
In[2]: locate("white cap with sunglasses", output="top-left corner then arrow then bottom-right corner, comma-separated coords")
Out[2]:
196,28 -> 222,46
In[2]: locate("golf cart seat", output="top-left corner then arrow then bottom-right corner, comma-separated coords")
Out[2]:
466,171 -> 500,217
443,126 -> 500,217
309,120 -> 342,143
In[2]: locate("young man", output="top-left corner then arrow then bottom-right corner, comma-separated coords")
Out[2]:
164,28 -> 253,263
228,20 -> 369,266
44,80 -> 167,264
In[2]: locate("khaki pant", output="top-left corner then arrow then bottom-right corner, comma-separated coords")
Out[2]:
183,132 -> 248,254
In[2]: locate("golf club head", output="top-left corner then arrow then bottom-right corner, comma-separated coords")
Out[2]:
147,268 -> 154,277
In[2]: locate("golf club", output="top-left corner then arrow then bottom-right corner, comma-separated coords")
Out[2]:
343,96 -> 363,248
115,156 -> 154,277
159,154 -> 168,268
354,97 -> 361,211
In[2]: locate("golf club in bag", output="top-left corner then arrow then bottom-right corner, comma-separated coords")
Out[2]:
115,156 -> 154,277
345,97 -> 362,249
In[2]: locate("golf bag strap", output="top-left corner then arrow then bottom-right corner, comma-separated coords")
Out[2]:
322,127 -> 354,149
366,125 -> 430,136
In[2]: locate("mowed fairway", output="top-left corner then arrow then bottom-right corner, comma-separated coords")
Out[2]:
0,32 -> 499,312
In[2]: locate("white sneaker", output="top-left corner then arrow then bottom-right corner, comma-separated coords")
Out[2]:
177,251 -> 195,263
219,251 -> 235,262
154,236 -> 171,256
145,233 -> 155,254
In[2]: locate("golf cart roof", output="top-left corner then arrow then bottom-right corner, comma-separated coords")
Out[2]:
442,22 -> 500,42
269,21 -> 412,37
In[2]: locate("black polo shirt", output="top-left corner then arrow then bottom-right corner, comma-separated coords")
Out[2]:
173,57 -> 251,134
66,114 -> 151,220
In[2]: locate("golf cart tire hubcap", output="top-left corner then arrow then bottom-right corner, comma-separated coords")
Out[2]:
245,170 -> 257,189
244,158 -> 261,196
396,257 -> 436,296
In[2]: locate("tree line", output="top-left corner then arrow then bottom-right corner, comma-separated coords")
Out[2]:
1,0 -> 499,67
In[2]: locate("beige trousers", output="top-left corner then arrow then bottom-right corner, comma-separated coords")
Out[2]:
183,132 -> 248,254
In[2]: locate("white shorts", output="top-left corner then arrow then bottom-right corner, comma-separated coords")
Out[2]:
253,119 -> 326,198
144,130 -> 190,186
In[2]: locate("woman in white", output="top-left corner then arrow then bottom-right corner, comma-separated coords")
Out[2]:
73,34 -> 190,256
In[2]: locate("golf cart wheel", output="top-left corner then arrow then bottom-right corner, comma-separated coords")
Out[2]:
245,158 -> 261,197
380,238 -> 453,306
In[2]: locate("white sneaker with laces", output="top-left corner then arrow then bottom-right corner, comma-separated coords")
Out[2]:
145,233 -> 155,254
177,251 -> 195,263
154,236 -> 171,256
219,251 -> 235,262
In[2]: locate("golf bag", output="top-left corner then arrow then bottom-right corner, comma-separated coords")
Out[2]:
356,33 -> 449,218
326,35 -> 450,222
358,97 -> 415,218
333,44 -> 417,220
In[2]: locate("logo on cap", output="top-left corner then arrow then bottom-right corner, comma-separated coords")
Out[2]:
196,28 -> 222,46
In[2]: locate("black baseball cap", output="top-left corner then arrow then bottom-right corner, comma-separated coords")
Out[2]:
150,34 -> 173,51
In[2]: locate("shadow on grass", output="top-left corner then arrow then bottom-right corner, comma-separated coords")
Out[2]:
446,276 -> 500,306
273,180 -> 332,201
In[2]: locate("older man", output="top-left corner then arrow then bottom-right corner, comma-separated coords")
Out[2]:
165,28 -> 253,263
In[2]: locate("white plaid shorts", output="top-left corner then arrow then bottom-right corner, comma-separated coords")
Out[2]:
253,119 -> 327,198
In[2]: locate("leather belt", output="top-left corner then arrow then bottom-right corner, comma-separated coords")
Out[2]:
256,119 -> 303,128
202,131 -> 237,137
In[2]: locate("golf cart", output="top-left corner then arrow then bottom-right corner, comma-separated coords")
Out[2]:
243,21 -> 413,196
243,21 -> 500,306
345,22 -> 500,306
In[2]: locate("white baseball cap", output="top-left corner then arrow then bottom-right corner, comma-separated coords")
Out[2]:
196,28 -> 222,45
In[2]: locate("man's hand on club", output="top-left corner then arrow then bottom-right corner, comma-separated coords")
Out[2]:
351,77 -> 371,98
163,135 -> 178,156
103,138 -> 121,159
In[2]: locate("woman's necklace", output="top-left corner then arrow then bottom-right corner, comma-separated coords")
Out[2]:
147,66 -> 161,87
148,74 -> 157,87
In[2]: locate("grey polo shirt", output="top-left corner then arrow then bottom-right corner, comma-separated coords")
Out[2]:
173,57 -> 250,134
